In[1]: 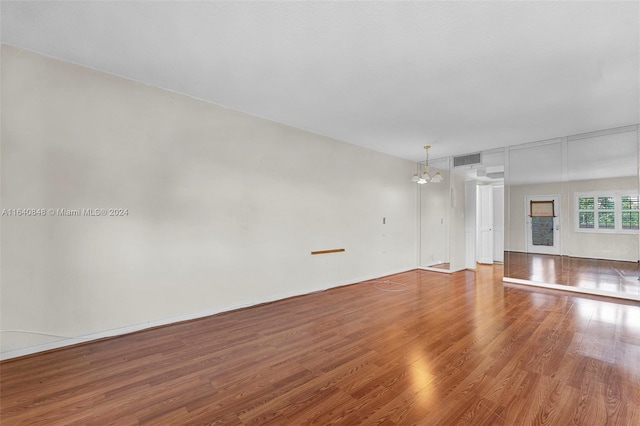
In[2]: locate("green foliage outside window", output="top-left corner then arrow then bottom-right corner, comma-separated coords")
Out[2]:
621,212 -> 639,229
578,197 -> 594,210
598,212 -> 615,229
621,196 -> 639,229
597,197 -> 615,210
621,196 -> 639,210
579,212 -> 594,228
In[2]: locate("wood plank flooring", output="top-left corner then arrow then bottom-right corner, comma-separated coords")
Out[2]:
2,265 -> 639,425
505,251 -> 640,297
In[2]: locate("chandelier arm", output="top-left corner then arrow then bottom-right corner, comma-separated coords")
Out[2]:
412,144 -> 440,184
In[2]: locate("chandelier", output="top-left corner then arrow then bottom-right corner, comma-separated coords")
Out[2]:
411,145 -> 443,184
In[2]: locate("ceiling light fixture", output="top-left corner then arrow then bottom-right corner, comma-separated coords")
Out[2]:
411,145 -> 443,184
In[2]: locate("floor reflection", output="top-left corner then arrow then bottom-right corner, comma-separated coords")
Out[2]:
505,251 -> 639,298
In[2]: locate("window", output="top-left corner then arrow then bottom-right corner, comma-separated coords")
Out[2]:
621,195 -> 639,230
575,191 -> 639,233
597,196 -> 615,229
577,196 -> 595,229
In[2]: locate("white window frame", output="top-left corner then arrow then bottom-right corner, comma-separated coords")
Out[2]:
574,190 -> 639,234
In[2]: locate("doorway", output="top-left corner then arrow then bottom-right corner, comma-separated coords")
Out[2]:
477,185 -> 494,264
472,184 -> 505,266
525,195 -> 560,255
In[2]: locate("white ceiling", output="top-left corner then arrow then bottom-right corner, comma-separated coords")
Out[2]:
1,1 -> 638,162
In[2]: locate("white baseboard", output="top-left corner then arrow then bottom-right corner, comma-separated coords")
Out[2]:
418,266 -> 468,274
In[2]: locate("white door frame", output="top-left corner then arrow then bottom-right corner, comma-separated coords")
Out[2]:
477,185 -> 494,264
493,185 -> 504,262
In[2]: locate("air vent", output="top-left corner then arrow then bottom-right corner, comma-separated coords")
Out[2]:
453,153 -> 482,167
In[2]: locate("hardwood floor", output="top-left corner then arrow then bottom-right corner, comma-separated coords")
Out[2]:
505,251 -> 640,297
2,266 -> 639,425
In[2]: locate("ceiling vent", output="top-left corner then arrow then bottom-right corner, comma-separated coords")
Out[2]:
453,152 -> 482,167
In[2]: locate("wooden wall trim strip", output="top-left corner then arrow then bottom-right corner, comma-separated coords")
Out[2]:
311,248 -> 345,255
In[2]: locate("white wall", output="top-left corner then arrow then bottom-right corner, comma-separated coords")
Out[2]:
448,168 -> 466,271
464,181 -> 477,269
1,46 -> 417,356
419,162 -> 449,266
